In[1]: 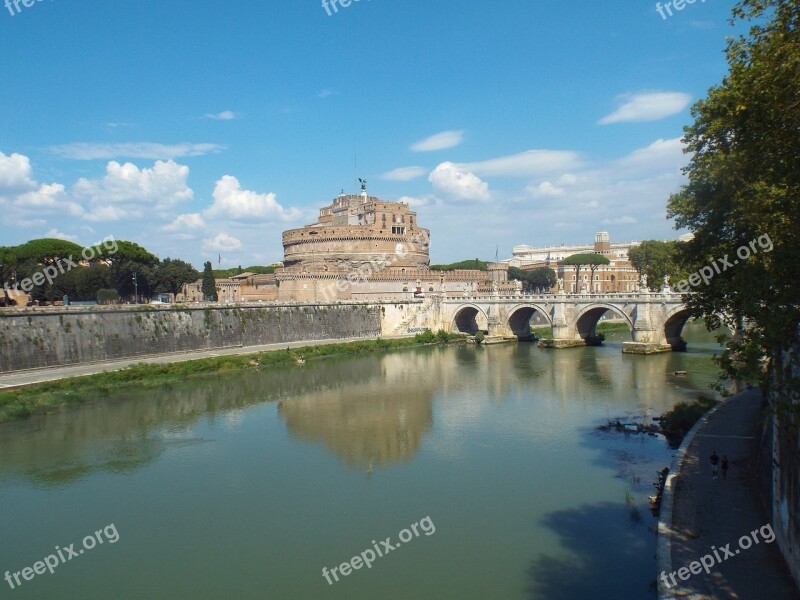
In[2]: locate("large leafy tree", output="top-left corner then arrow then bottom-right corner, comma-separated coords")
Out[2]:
508,266 -> 557,292
102,241 -> 160,298
154,258 -> 200,295
628,240 -> 686,291
11,239 -> 86,302
666,0 -> 800,390
562,253 -> 610,293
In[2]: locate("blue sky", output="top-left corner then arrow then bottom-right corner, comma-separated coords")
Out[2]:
0,0 -> 739,267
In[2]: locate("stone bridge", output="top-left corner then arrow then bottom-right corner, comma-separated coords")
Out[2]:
419,291 -> 692,354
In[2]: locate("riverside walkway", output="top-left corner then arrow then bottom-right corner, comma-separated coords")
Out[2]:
658,389 -> 800,599
0,335 -> 380,390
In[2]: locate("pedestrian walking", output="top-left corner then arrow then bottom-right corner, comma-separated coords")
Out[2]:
721,454 -> 729,480
710,450 -> 720,479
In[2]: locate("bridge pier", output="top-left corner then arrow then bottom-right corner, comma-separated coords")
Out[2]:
622,294 -> 672,354
539,295 -> 586,348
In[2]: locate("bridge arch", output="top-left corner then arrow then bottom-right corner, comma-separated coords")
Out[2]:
507,304 -> 552,340
574,304 -> 634,341
664,306 -> 693,350
452,304 -> 488,335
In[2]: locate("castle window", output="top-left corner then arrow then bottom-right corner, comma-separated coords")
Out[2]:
392,226 -> 405,235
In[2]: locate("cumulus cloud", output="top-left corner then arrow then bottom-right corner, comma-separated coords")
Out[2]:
528,181 -> 565,198
599,92 -> 692,125
456,149 -> 582,177
205,176 -> 302,222
162,213 -> 206,232
49,142 -> 225,160
203,232 -> 242,251
205,111 -> 237,120
429,162 -> 491,202
73,160 -> 193,222
380,166 -> 428,181
15,183 -> 84,217
411,130 -> 465,152
0,151 -> 37,191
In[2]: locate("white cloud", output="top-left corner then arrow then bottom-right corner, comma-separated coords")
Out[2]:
50,142 -> 225,160
380,166 -> 428,181
162,213 -> 206,232
205,176 -> 302,222
410,130 -> 464,152
43,228 -> 79,241
203,232 -> 242,251
317,89 -> 337,98
456,149 -> 582,177
429,162 -> 491,202
0,151 -> 36,191
615,137 -> 687,174
599,92 -> 692,125
205,111 -> 237,120
74,160 -> 193,221
528,181 -> 565,198
15,183 -> 84,217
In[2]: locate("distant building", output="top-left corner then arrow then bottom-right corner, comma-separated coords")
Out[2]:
179,272 -> 278,303
507,232 -> 640,293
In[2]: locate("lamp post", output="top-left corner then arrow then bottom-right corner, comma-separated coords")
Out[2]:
132,273 -> 139,304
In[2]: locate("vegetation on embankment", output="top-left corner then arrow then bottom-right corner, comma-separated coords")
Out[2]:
659,396 -> 718,448
531,321 -> 629,341
0,331 -> 465,423
596,321 -> 631,334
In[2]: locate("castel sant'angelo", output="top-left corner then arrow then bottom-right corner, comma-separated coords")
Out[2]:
274,181 -> 516,302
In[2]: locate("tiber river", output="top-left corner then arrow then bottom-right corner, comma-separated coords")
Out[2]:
0,322 -> 724,599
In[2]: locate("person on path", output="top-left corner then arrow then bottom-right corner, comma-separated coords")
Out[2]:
721,454 -> 729,480
710,450 -> 720,480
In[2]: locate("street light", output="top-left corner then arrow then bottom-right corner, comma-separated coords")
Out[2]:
132,273 -> 139,304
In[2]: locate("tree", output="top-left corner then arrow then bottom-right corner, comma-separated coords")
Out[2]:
201,262 -> 218,301
103,241 -> 159,299
562,253 -> 610,293
13,238 -> 83,265
154,258 -> 200,295
628,241 -> 686,290
0,246 -> 16,284
666,0 -> 800,389
508,266 -> 557,292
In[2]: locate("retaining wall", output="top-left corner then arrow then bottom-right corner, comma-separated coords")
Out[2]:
0,303 -> 383,373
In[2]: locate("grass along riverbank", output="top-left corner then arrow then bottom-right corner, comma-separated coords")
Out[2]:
0,331 -> 466,423
531,321 -> 631,340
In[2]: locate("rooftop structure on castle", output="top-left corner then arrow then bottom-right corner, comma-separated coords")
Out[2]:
281,180 -> 430,272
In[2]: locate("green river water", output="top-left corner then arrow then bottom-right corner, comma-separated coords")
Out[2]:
0,322 -> 725,599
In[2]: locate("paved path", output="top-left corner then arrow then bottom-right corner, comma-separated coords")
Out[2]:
661,389 -> 800,599
0,336 -> 381,390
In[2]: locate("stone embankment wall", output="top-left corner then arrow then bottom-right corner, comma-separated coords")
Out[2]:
771,325 -> 800,588
0,303 -> 383,373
